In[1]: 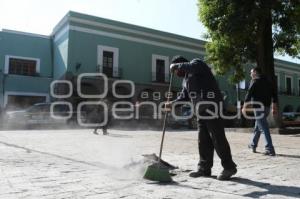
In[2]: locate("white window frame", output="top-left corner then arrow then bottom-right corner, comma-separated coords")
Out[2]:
151,54 -> 169,82
285,75 -> 293,95
4,91 -> 50,107
97,45 -> 119,77
4,55 -> 40,75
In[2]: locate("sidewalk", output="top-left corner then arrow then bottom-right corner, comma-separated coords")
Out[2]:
0,129 -> 299,199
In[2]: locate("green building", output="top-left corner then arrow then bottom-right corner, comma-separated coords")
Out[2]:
0,11 -> 299,116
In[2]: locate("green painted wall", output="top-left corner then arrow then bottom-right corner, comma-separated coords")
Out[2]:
67,29 -> 202,87
0,31 -> 53,107
4,75 -> 52,93
68,11 -> 206,50
0,31 -> 52,77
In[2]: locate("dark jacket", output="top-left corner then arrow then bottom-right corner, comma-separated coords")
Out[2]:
173,58 -> 223,110
244,75 -> 278,107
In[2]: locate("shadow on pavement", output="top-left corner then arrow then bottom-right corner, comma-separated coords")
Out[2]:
232,177 -> 300,198
147,176 -> 300,198
145,181 -> 201,190
105,133 -> 133,138
276,153 -> 300,159
256,151 -> 300,159
0,140 -> 115,170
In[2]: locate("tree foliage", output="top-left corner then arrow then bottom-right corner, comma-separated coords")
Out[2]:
198,0 -> 300,83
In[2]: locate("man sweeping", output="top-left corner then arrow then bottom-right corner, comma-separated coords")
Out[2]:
166,56 -> 237,180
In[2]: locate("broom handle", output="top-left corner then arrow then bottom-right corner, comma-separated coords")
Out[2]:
158,73 -> 174,161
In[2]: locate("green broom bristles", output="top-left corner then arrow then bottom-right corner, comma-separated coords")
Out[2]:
143,162 -> 173,183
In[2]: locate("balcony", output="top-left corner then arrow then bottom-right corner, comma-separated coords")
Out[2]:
97,65 -> 122,78
278,88 -> 300,97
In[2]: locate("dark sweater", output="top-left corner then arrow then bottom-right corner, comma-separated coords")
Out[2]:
244,75 -> 278,107
174,58 -> 223,105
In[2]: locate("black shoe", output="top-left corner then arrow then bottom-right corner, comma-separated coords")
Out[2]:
103,129 -> 108,135
189,170 -> 211,178
264,151 -> 276,156
93,130 -> 99,135
248,144 -> 256,153
217,168 -> 237,181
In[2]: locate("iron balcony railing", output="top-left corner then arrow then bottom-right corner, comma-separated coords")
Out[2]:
278,88 -> 300,97
97,65 -> 122,78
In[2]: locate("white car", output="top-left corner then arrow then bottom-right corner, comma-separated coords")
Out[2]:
4,103 -> 79,129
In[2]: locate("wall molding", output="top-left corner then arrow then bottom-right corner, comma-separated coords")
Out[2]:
69,25 -> 203,55
2,29 -> 50,39
68,17 -> 204,49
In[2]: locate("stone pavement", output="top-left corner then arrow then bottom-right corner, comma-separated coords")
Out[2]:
0,129 -> 299,199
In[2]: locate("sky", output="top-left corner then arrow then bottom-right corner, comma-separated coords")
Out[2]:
0,0 -> 299,64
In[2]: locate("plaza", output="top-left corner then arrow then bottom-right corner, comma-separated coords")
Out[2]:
0,129 -> 299,198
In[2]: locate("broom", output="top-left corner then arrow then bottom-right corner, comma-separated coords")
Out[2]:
143,73 -> 174,183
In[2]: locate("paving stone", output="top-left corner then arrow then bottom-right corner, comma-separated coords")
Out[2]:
0,129 -> 299,198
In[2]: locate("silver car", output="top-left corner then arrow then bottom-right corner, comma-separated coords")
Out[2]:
4,103 -> 78,129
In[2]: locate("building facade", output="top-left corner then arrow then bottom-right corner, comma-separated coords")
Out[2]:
0,11 -> 299,114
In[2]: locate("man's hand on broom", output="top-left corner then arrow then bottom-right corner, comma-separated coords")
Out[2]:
163,101 -> 172,112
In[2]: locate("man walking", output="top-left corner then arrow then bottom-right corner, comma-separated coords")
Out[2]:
84,98 -> 112,135
242,67 -> 278,156
167,56 -> 237,180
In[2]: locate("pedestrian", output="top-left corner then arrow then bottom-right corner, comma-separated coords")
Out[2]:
166,55 -> 237,180
85,99 -> 112,135
242,67 -> 278,156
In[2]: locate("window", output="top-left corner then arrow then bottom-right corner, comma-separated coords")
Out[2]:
285,76 -> 293,95
156,59 -> 165,83
97,45 -> 119,78
152,55 -> 169,83
5,55 -> 40,76
102,51 -> 114,77
9,58 -> 36,76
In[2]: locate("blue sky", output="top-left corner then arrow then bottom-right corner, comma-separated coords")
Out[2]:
0,0 -> 299,63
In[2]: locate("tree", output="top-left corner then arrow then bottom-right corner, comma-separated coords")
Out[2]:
197,0 -> 300,85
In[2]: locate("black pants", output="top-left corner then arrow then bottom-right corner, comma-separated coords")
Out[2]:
197,117 -> 236,171
94,114 -> 112,132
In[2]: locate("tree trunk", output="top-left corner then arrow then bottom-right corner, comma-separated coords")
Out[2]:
256,0 -> 282,128
256,0 -> 274,79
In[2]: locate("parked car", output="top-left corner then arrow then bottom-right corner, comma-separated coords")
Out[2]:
282,112 -> 300,127
4,103 -> 82,129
